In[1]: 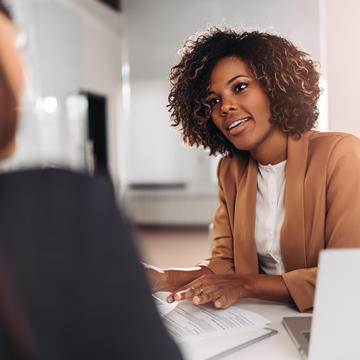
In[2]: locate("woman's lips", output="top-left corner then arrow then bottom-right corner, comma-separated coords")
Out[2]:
227,117 -> 251,136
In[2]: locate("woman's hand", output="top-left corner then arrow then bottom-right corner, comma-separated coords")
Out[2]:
143,264 -> 213,294
167,273 -> 293,308
167,274 -> 251,308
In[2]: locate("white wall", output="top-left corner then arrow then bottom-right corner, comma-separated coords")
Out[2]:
323,0 -> 360,136
123,0 -> 322,186
3,0 -> 337,200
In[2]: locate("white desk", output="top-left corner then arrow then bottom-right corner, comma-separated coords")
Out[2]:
178,298 -> 309,360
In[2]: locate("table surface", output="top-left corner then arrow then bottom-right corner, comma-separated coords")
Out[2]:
177,298 -> 310,360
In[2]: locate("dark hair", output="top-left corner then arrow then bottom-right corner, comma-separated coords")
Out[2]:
168,27 -> 321,156
0,0 -> 12,20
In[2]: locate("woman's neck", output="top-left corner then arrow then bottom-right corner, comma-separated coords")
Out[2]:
250,128 -> 288,165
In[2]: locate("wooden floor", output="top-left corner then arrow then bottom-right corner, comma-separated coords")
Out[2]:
133,227 -> 211,268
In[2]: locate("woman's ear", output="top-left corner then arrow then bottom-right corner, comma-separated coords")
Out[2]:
0,13 -> 24,160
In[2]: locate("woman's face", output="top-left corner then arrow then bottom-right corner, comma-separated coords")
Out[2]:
207,56 -> 284,162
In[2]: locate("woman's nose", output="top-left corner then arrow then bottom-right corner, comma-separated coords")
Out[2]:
220,96 -> 238,115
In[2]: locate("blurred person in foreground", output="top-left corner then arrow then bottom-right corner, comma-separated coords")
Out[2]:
0,2 -> 182,359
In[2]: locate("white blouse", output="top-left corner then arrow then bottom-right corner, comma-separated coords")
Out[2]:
254,160 -> 287,275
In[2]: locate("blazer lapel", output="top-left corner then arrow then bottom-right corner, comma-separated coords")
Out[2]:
280,133 -> 309,271
233,156 -> 259,273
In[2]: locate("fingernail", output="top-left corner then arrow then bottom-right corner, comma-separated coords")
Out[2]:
215,300 -> 222,308
175,290 -> 186,301
194,296 -> 200,304
167,296 -> 174,303
175,290 -> 187,298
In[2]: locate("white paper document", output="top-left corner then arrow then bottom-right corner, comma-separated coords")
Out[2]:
181,327 -> 277,360
153,292 -> 270,343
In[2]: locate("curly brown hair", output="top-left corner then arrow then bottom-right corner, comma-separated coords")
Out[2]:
168,27 -> 321,156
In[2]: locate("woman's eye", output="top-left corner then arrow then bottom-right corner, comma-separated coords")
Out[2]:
207,98 -> 219,107
234,83 -> 248,92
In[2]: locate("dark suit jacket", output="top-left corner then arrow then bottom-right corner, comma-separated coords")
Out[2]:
0,168 -> 182,359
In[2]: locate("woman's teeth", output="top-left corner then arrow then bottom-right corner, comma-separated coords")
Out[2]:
228,117 -> 250,130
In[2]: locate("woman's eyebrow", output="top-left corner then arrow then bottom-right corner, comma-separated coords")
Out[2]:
227,75 -> 248,85
208,75 -> 249,96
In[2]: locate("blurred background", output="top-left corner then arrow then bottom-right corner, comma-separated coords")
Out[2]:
3,0 -> 360,267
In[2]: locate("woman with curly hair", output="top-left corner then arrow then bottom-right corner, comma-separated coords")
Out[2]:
147,27 -> 360,313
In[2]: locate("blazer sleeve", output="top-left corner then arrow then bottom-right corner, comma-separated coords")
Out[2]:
282,267 -> 317,312
282,134 -> 360,312
198,158 -> 235,274
324,135 -> 360,248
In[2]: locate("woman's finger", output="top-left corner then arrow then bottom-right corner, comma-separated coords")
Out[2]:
193,290 -> 217,305
213,293 -> 238,309
166,274 -> 229,303
192,286 -> 228,305
174,286 -> 196,300
167,280 -> 205,302
167,286 -> 193,303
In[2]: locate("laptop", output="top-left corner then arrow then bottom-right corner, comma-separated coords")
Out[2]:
282,248 -> 360,359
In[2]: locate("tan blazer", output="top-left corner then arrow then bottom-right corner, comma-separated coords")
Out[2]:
201,131 -> 360,312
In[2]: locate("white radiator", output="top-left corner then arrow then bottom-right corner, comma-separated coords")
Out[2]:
123,185 -> 218,226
